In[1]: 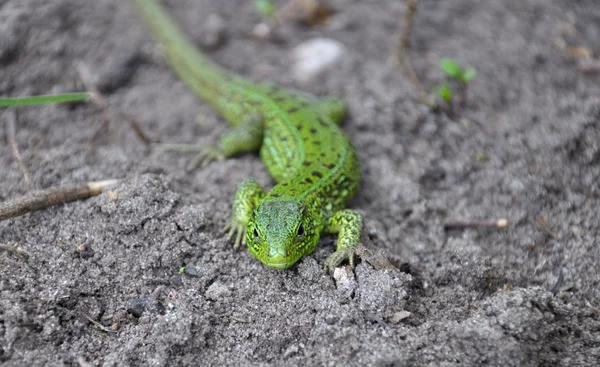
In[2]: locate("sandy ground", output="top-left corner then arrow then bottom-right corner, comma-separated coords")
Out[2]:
2,0 -> 600,366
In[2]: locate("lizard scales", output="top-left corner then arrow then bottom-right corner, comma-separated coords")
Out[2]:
136,0 -> 364,271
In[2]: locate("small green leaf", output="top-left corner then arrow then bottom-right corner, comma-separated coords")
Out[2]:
439,58 -> 462,78
254,0 -> 276,18
461,67 -> 477,83
435,83 -> 453,103
0,92 -> 91,107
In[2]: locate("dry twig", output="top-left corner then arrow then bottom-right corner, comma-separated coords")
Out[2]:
395,0 -> 418,65
585,300 -> 600,316
536,215 -> 559,239
444,218 -> 509,231
81,312 -> 117,334
355,244 -> 400,273
76,62 -> 151,146
76,357 -> 94,367
0,243 -> 26,258
392,0 -> 436,107
0,179 -> 118,221
5,110 -> 32,186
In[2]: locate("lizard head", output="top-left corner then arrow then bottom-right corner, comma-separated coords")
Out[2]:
246,200 -> 318,269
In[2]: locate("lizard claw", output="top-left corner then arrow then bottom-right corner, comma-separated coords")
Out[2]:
224,220 -> 246,250
187,145 -> 225,171
323,248 -> 356,274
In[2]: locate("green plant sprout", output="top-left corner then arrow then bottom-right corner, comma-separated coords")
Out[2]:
434,58 -> 477,112
254,0 -> 277,19
0,92 -> 91,107
439,58 -> 477,84
434,82 -> 452,103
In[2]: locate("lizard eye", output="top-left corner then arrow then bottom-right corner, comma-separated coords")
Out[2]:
297,224 -> 304,237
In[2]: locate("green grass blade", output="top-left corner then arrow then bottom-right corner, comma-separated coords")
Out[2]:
0,93 -> 91,107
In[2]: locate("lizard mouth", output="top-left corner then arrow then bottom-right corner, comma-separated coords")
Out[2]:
264,260 -> 295,269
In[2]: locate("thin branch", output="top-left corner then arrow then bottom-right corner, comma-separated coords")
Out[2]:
585,299 -> 600,316
6,110 -> 32,187
76,357 -> 94,367
536,215 -> 559,239
355,244 -> 401,273
0,243 -> 26,258
444,218 -> 509,231
81,312 -> 117,334
76,62 -> 151,146
392,0 -> 437,108
119,112 -> 151,146
403,56 -> 426,95
395,0 -> 418,66
0,179 -> 118,221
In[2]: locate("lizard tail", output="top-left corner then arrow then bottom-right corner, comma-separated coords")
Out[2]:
134,0 -> 251,120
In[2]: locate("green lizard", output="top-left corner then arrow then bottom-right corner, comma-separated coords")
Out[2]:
135,0 -> 363,272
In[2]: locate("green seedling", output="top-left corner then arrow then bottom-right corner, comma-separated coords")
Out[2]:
435,58 -> 477,112
439,58 -> 477,84
254,0 -> 277,19
434,82 -> 452,103
0,92 -> 91,107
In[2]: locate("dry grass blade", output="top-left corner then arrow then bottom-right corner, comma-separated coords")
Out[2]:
395,0 -> 418,65
444,218 -> 509,231
0,243 -> 27,258
355,244 -> 400,273
76,357 -> 94,367
77,62 -> 151,146
5,110 -> 32,186
81,312 -> 117,334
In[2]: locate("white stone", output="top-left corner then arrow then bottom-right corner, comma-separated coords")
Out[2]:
292,38 -> 345,83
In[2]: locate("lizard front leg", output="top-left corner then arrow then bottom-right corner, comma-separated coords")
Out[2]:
188,113 -> 263,169
322,209 -> 364,273
224,179 -> 265,249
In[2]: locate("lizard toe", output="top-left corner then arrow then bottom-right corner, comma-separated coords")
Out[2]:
323,248 -> 355,273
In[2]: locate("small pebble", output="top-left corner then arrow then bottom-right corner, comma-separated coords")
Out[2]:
252,22 -> 272,40
183,266 -> 201,277
291,38 -> 345,83
388,310 -> 411,324
125,298 -> 166,317
333,266 -> 357,300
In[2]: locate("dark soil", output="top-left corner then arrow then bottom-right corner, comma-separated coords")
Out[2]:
2,0 -> 600,366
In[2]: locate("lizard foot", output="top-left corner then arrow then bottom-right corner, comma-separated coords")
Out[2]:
154,143 -> 224,170
323,248 -> 356,274
187,144 -> 225,170
223,220 -> 246,250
